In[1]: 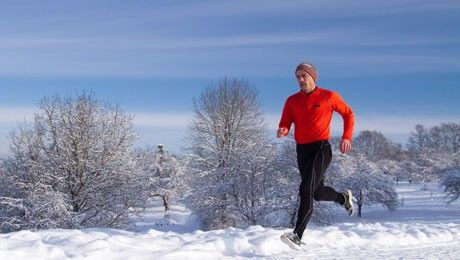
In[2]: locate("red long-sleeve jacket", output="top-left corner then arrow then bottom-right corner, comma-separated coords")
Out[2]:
279,87 -> 354,144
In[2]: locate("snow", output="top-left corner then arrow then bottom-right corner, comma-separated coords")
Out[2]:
0,182 -> 459,259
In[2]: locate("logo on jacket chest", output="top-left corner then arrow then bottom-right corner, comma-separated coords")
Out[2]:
305,103 -> 321,110
297,97 -> 328,113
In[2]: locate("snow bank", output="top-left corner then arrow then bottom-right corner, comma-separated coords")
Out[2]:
1,182 -> 459,259
0,222 -> 458,259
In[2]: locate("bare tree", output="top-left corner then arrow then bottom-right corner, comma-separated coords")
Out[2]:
408,123 -> 460,153
186,77 -> 273,230
430,123 -> 460,153
353,130 -> 406,162
0,93 -> 145,231
407,124 -> 431,151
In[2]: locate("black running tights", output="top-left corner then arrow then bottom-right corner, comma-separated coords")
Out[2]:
293,140 -> 345,239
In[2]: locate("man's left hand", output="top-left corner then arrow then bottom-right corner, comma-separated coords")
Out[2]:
340,139 -> 352,154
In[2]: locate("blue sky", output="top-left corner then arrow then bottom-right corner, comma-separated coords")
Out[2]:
0,0 -> 459,154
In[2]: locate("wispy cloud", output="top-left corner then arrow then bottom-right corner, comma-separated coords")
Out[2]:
1,42 -> 457,78
0,1 -> 457,78
0,31 -> 342,52
148,0 -> 460,19
2,28 -> 458,55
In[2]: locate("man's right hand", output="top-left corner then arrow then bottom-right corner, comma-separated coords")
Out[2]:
277,127 -> 289,138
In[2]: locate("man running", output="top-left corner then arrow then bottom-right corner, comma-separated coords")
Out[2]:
277,62 -> 355,248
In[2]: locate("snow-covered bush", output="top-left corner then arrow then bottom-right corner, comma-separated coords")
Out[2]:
339,155 -> 398,217
0,93 -> 145,232
441,169 -> 460,204
134,145 -> 187,211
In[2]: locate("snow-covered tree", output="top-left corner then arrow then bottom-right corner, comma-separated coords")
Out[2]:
328,151 -> 355,185
404,123 -> 460,182
353,130 -> 406,162
441,168 -> 460,204
0,93 -> 145,232
405,148 -> 457,182
231,136 -> 275,227
268,136 -> 300,227
407,124 -> 431,151
134,144 -> 186,211
408,123 -> 460,153
377,159 -> 404,184
339,155 -> 398,217
0,165 -> 26,232
186,77 -> 275,230
428,123 -> 460,153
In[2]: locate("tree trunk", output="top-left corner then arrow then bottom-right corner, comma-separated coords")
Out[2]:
358,189 -> 363,217
162,195 -> 169,211
152,194 -> 169,211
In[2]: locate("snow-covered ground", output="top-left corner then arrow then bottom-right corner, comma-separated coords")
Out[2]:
0,182 -> 459,259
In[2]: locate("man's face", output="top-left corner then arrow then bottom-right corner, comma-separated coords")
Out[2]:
296,70 -> 315,91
